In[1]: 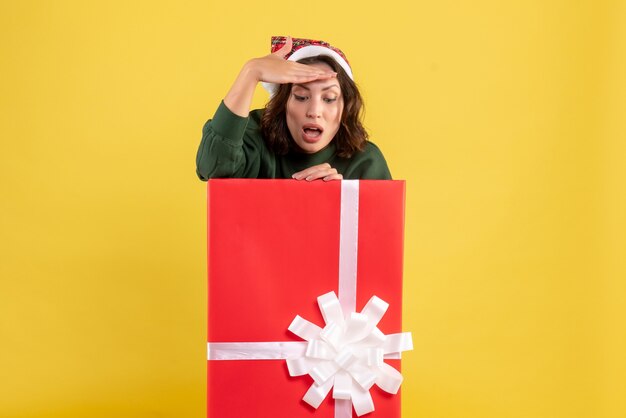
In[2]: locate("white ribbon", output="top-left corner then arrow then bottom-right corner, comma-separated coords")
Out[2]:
338,180 -> 359,314
207,180 -> 413,417
208,341 -> 307,360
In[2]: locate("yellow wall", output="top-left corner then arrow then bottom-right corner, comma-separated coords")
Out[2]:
1,1 -> 624,417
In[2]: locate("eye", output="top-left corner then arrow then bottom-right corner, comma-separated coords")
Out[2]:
293,94 -> 307,102
323,97 -> 337,103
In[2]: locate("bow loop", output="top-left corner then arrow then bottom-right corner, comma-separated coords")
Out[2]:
288,315 -> 322,341
318,292 -> 345,326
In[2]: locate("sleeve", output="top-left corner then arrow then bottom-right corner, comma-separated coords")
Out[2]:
195,101 -> 265,180
344,142 -> 393,180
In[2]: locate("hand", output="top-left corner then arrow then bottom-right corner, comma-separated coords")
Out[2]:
292,163 -> 343,182
247,36 -> 337,85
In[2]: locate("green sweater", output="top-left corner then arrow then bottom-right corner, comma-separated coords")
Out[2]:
196,101 -> 392,180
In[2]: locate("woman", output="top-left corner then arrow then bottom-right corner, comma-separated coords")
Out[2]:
196,36 -> 391,181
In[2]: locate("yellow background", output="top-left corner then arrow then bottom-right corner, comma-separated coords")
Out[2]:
1,1 -> 624,417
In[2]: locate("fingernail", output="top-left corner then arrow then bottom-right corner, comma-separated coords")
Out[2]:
305,176 -> 312,181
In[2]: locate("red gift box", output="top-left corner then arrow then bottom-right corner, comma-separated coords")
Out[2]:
206,179 -> 409,418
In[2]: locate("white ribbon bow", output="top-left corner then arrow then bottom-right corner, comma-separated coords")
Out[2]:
287,291 -> 413,417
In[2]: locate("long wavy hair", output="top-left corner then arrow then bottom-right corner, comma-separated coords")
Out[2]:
260,55 -> 368,158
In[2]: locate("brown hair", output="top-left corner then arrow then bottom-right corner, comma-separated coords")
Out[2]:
260,55 -> 368,158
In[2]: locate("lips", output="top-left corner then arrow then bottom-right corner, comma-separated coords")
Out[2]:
302,123 -> 324,143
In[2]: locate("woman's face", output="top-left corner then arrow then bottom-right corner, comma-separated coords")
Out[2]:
286,62 -> 344,154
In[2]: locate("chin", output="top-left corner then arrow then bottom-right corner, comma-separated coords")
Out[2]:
299,141 -> 327,154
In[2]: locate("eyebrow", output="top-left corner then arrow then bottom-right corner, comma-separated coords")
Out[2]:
293,84 -> 340,91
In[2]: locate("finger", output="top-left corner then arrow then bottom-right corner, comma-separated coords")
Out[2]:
323,173 -> 343,181
315,72 -> 338,79
289,71 -> 337,84
260,59 -> 336,86
293,62 -> 337,76
288,74 -> 329,85
292,163 -> 331,180
292,163 -> 331,179
287,63 -> 336,78
274,36 -> 293,58
256,55 -> 325,85
305,168 -> 338,181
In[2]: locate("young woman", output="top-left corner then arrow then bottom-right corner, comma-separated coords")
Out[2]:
196,36 -> 391,181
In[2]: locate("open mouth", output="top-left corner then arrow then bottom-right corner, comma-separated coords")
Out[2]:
302,124 -> 324,142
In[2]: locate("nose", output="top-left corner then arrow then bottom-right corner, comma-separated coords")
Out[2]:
305,98 -> 322,119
